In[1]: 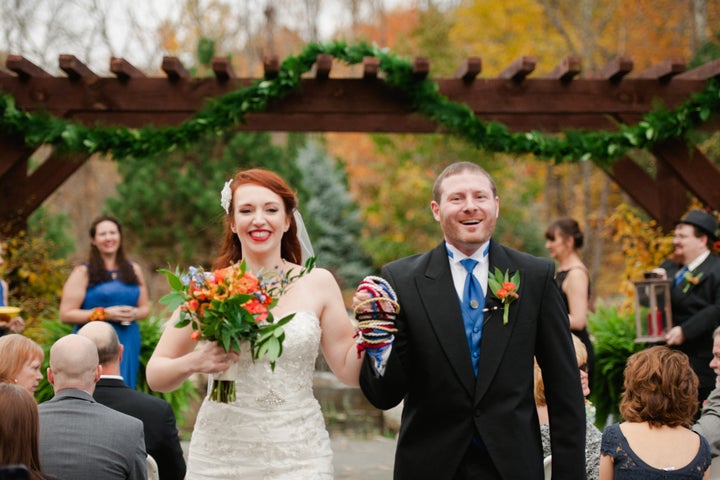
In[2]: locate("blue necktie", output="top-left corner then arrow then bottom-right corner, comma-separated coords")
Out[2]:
460,258 -> 484,376
674,265 -> 689,287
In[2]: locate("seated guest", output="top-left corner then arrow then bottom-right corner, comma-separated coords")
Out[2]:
38,334 -> 147,480
78,321 -> 186,480
535,334 -> 601,480
0,383 -> 51,480
693,325 -> 720,457
600,346 -> 711,479
0,334 -> 44,394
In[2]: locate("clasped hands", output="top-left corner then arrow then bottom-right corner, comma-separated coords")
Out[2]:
0,314 -> 24,333
104,305 -> 138,325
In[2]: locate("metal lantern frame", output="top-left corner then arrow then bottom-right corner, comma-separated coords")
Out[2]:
633,278 -> 673,343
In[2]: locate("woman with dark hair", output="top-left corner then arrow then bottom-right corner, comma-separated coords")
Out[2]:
147,168 -> 363,478
599,346 -> 711,479
545,217 -> 595,386
0,383 -> 50,480
58,215 -> 150,389
0,334 -> 43,394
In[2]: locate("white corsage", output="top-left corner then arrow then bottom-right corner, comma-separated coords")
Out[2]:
220,179 -> 233,214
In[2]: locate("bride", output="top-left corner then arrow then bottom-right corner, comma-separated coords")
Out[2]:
146,168 -> 364,479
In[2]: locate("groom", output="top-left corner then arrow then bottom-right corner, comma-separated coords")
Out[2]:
359,162 -> 585,479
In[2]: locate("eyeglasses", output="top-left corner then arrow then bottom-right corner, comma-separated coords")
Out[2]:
578,363 -> 588,373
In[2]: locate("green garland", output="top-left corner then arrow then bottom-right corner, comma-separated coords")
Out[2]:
1,40 -> 719,165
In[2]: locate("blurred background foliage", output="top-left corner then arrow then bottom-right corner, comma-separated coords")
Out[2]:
0,0 -> 718,427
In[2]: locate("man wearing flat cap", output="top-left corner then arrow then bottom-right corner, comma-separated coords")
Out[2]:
655,209 -> 720,405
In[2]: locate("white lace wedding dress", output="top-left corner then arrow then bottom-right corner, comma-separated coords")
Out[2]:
186,311 -> 333,479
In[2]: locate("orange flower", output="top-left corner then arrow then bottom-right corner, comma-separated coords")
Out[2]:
190,331 -> 201,341
488,267 -> 521,325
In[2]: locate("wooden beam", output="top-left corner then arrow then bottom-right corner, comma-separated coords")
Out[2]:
635,58 -> 686,83
652,139 -> 720,211
362,57 -> 380,79
453,57 -> 482,82
24,151 -> 89,213
161,56 -> 190,82
59,55 -> 98,83
655,156 -> 689,231
315,54 -> 332,80
545,56 -> 581,83
604,156 -> 661,221
1,76 -> 712,133
5,55 -> 52,80
263,55 -> 279,79
413,57 -> 430,79
0,135 -> 33,235
676,58 -> 720,80
110,57 -> 147,81
591,56 -> 633,83
498,56 -> 536,82
212,57 -> 236,81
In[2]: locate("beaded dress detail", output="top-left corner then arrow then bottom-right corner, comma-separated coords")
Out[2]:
186,311 -> 333,479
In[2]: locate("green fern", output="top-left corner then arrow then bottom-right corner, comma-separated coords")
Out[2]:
588,305 -> 644,428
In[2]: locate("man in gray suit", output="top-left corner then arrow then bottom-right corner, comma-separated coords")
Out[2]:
39,334 -> 147,480
694,326 -> 720,457
79,321 -> 186,480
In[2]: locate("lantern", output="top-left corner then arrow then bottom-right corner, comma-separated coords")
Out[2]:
633,276 -> 672,343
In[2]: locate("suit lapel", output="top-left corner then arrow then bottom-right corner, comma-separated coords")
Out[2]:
673,255 -> 713,301
475,241 -> 520,403
417,243 -> 476,397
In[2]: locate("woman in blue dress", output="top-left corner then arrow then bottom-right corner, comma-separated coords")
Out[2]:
59,215 -> 150,388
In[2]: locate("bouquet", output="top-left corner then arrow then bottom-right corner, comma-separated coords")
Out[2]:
159,259 -> 315,402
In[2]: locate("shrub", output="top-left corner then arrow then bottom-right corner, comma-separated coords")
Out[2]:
588,305 -> 644,427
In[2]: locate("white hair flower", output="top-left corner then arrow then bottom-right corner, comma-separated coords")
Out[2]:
220,179 -> 233,214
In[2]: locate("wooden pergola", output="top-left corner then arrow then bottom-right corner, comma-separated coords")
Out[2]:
1,52 -> 719,235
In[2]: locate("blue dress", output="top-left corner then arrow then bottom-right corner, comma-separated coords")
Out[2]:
74,271 -> 141,388
601,423 -> 711,479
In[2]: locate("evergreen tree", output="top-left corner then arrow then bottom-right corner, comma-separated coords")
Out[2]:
296,140 -> 373,288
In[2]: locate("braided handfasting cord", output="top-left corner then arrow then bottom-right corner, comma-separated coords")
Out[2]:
354,276 -> 399,362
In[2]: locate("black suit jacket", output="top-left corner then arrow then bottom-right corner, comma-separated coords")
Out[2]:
93,377 -> 186,480
661,253 -> 720,392
360,241 -> 585,480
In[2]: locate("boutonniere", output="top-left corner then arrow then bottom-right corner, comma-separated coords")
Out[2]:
488,268 -> 520,325
682,271 -> 703,293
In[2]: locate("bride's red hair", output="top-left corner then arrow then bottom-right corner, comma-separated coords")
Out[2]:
213,169 -> 301,269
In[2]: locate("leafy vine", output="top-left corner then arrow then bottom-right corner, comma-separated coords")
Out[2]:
1,40 -> 718,165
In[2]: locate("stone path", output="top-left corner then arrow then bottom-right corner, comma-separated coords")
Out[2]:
331,434 -> 396,479
181,434 -> 397,478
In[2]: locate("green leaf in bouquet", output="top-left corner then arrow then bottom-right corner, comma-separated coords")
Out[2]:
157,268 -> 184,291
158,290 -> 186,311
175,317 -> 191,328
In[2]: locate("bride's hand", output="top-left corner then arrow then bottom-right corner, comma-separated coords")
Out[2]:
352,290 -> 372,314
193,341 -> 239,374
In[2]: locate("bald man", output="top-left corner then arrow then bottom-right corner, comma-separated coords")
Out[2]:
79,321 -> 186,480
38,334 -> 147,480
